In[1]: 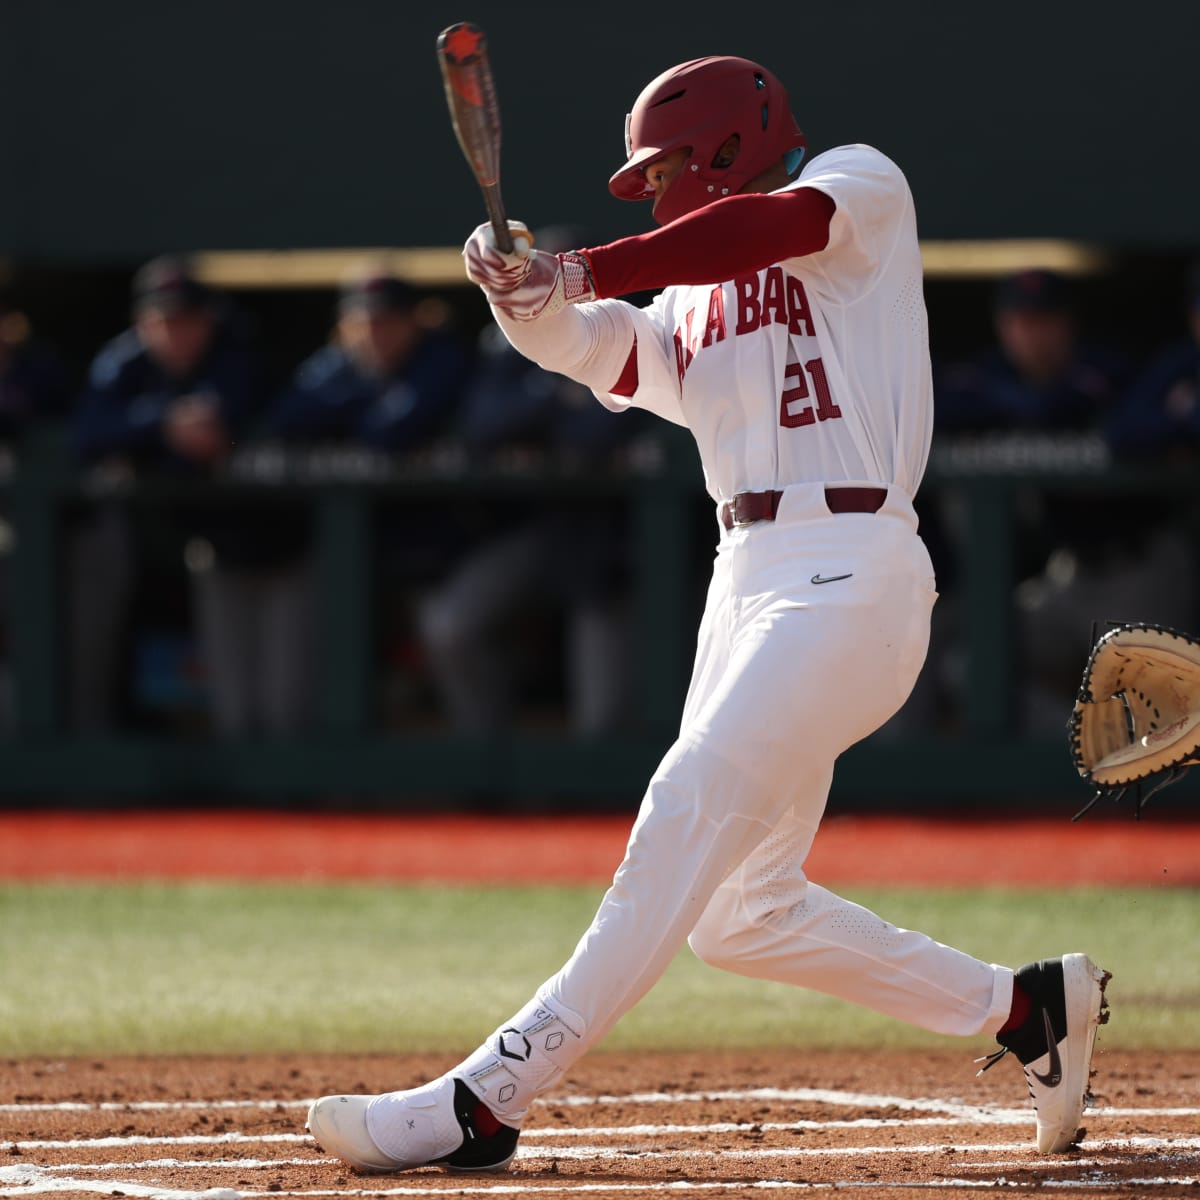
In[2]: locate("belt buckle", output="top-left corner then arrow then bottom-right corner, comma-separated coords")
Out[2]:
729,495 -> 755,528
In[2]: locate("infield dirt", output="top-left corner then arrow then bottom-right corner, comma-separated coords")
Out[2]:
4,1049 -> 1200,1199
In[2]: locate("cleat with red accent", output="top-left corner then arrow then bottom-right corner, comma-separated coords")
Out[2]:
977,954 -> 1110,1154
307,1076 -> 519,1174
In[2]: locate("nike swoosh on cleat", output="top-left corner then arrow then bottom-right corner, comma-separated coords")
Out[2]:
1031,1008 -> 1063,1087
811,573 -> 853,585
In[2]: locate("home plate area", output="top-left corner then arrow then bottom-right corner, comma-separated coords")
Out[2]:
3,1051 -> 1199,1199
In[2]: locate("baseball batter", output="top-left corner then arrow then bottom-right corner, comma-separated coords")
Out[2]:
308,55 -> 1109,1171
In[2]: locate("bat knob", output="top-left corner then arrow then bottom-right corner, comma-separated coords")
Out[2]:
437,22 -> 485,65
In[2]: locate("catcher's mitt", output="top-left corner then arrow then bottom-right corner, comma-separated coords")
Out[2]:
1070,622 -> 1200,820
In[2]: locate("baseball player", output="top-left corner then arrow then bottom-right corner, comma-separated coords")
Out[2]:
308,56 -> 1109,1171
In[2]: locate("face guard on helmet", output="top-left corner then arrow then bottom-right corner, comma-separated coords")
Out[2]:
608,56 -> 807,226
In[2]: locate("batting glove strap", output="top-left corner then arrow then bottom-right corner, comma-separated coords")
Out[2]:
559,252 -> 597,304
491,250 -> 598,321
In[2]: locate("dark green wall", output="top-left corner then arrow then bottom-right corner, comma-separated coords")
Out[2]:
2,0 -> 1195,260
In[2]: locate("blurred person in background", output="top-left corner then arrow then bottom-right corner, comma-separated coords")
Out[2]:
1011,269 -> 1200,731
272,267 -> 470,724
418,233 -> 642,736
0,293 -> 72,730
936,269 -> 1127,433
883,269 -> 1128,735
933,268 -> 1195,732
272,268 -> 467,450
71,256 -> 312,738
1106,261 -> 1200,461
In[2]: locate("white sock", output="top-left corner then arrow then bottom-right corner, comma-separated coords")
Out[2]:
457,993 -> 587,1123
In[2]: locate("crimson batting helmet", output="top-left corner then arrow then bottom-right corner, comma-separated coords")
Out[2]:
609,56 -> 807,226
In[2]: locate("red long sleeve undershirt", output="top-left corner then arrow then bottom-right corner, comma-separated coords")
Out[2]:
583,187 -> 836,300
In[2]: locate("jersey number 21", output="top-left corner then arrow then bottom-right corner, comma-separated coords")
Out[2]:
780,356 -> 841,428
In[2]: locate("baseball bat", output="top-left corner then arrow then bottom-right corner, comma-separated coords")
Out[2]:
436,22 -> 515,255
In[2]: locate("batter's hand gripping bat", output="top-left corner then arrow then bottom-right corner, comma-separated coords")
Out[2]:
436,22 -> 518,255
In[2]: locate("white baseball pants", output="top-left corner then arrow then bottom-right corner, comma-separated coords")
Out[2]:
462,483 -> 1012,1119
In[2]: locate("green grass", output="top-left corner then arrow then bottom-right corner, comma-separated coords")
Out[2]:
1,882 -> 1197,1057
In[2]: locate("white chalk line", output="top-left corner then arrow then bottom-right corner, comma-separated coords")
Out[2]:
34,1148 -> 1192,1176
0,1085 -> 1084,1114
37,1158 -> 332,1173
222,1183 -> 1200,1196
28,1147 -> 1180,1176
6,1167 -> 1200,1199
223,1183 -> 1200,1196
12,1133 -> 312,1151
0,1167 -> 241,1200
12,1112 -> 1200,1152
0,1100 -> 311,1114
0,1086 -> 1080,1115
5,1086 -> 1196,1127
539,1110 -> 1200,1132
517,1137 -> 1198,1161
6,1086 -> 1200,1196
25,1146 -> 1196,1175
14,1135 -> 1200,1161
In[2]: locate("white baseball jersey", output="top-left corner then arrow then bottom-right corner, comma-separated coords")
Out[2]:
596,144 -> 933,504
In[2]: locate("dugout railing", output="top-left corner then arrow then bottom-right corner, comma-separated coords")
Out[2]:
2,426 -> 1196,808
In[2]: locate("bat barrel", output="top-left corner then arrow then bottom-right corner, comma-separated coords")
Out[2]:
437,22 -> 512,256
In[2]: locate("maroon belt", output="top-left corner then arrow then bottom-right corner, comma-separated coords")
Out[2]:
719,486 -> 886,531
